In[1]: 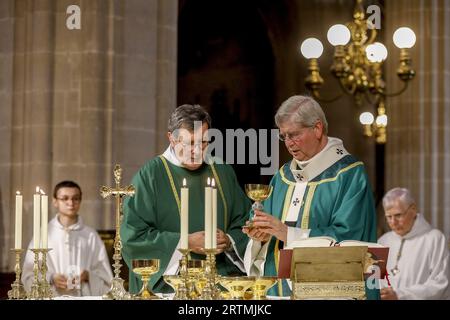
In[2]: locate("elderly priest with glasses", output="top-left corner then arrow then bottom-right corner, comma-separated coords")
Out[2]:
242,95 -> 378,299
378,187 -> 450,300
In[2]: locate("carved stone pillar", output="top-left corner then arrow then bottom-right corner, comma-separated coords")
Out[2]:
385,0 -> 450,236
0,0 -> 178,271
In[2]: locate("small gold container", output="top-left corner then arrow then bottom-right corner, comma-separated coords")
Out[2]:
163,275 -> 184,292
250,276 -> 278,300
218,276 -> 256,300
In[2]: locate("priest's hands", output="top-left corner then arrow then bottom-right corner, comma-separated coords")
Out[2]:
216,229 -> 231,254
242,222 -> 271,243
380,287 -> 398,300
188,230 -> 232,254
189,231 -> 206,254
248,210 -> 288,243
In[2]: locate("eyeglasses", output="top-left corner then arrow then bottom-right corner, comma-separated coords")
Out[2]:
278,127 -> 312,142
385,204 -> 412,222
177,139 -> 210,149
56,196 -> 81,203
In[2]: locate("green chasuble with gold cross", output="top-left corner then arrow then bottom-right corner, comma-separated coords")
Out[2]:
121,154 -> 251,294
245,138 -> 378,299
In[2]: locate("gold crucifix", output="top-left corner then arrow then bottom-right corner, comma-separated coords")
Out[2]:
100,164 -> 135,300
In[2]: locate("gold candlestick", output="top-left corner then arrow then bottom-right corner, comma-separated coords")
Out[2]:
100,164 -> 135,300
174,248 -> 190,300
7,249 -> 27,300
39,248 -> 53,299
27,248 -> 41,300
201,248 -> 220,300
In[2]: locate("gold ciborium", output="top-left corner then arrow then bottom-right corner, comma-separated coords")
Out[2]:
250,276 -> 278,300
219,276 -> 256,300
244,184 -> 272,228
132,259 -> 160,300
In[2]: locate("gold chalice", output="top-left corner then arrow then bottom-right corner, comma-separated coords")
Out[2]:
244,184 -> 272,228
250,276 -> 278,300
219,276 -> 256,300
132,259 -> 160,300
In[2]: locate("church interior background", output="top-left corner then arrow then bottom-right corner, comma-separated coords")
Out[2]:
0,0 -> 449,297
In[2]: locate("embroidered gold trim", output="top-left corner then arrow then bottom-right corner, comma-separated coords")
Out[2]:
274,183 -> 295,296
159,155 -> 181,214
308,162 -> 364,186
279,164 -> 296,186
301,184 -> 317,229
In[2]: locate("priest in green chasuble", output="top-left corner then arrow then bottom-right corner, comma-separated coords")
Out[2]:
242,95 -> 378,299
121,104 -> 251,294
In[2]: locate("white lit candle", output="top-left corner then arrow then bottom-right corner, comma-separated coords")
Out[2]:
180,178 -> 189,249
15,191 -> 23,249
204,177 -> 212,249
40,189 -> 48,249
33,186 -> 41,249
211,179 -> 217,249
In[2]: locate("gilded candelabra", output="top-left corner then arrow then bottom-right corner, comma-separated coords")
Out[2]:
201,249 -> 220,300
174,248 -> 190,300
300,0 -> 416,144
39,249 -> 53,299
100,164 -> 135,300
27,249 -> 41,299
7,249 -> 27,300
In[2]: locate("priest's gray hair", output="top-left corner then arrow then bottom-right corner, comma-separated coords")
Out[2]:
382,187 -> 416,210
168,104 -> 212,133
275,95 -> 328,134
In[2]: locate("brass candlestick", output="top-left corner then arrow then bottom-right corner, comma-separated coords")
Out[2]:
201,248 -> 220,300
39,248 -> 53,299
7,249 -> 27,300
100,164 -> 135,300
27,248 -> 41,300
174,248 -> 190,300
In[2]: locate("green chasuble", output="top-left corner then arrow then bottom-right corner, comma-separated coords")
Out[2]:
260,154 -> 378,298
121,155 -> 251,294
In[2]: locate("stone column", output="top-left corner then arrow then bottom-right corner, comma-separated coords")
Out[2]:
0,0 -> 178,271
0,0 -> 15,271
385,0 -> 450,236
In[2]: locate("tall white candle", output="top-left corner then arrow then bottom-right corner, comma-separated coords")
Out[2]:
40,189 -> 48,249
180,178 -> 189,249
15,191 -> 23,249
33,186 -> 41,249
204,177 -> 212,249
211,179 -> 217,249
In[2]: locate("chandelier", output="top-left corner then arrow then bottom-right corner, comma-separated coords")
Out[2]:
299,0 -> 416,144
